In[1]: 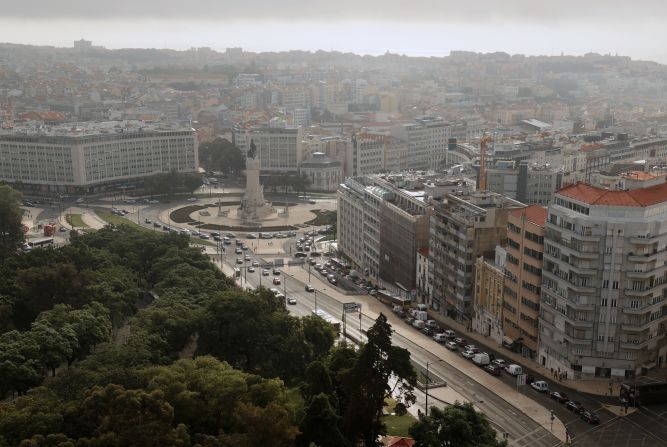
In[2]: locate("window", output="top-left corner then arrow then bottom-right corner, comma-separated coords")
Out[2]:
630,300 -> 639,309
601,298 -> 608,307
603,280 -> 609,288
611,299 -> 617,307
613,281 -> 619,289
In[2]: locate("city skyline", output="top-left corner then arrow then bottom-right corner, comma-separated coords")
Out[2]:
2,0 -> 667,63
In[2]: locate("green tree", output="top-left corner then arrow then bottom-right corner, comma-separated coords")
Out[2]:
73,384 -> 189,447
0,185 -> 24,260
297,393 -> 346,447
340,313 -> 417,446
0,330 -> 43,397
220,401 -> 298,447
300,361 -> 333,402
198,138 -> 244,175
409,402 -> 507,447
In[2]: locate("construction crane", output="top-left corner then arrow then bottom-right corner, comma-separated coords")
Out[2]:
478,135 -> 493,190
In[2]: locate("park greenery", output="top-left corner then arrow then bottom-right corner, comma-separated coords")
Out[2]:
0,185 -> 502,446
143,170 -> 203,197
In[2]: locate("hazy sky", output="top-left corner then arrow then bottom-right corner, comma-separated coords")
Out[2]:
2,0 -> 667,62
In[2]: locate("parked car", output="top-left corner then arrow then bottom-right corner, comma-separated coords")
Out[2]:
531,381 -> 549,392
433,333 -> 449,343
580,411 -> 600,424
187,197 -> 197,202
246,233 -> 257,239
484,364 -> 502,376
565,401 -> 585,413
328,277 -> 338,285
454,337 -> 467,347
463,345 -> 479,353
273,278 -> 281,285
305,284 -> 314,292
426,320 -> 438,328
443,330 -> 456,339
445,341 -> 458,351
422,327 -> 434,336
550,391 -> 569,403
461,350 -> 476,359
491,359 -> 507,369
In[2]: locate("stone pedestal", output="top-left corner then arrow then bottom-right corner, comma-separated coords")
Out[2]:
239,157 -> 272,221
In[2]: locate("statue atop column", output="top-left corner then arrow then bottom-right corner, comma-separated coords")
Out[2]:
247,139 -> 257,159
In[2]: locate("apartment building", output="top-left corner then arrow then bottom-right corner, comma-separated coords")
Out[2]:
337,175 -> 432,289
236,124 -> 305,173
485,161 -> 562,206
540,181 -> 667,379
504,205 -> 547,359
0,122 -> 197,193
430,192 -> 525,321
348,135 -> 385,177
392,117 -> 452,170
473,256 -> 505,344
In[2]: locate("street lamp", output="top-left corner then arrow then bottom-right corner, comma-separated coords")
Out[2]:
425,359 -> 443,416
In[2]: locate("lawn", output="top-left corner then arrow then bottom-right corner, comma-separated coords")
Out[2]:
96,210 -> 216,247
66,214 -> 89,228
382,398 -> 417,437
96,210 -> 151,232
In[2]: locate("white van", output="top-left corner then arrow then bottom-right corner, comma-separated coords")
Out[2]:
505,364 -> 523,376
472,353 -> 491,367
412,320 -> 426,330
433,333 -> 448,343
416,303 -> 428,312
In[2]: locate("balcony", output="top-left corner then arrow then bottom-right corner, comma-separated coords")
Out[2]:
629,236 -> 660,245
628,251 -> 663,262
624,284 -> 664,297
620,339 -> 652,350
622,299 -> 666,314
622,320 -> 657,332
626,266 -> 666,279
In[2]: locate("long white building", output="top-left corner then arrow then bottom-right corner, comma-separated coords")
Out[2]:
540,179 -> 667,379
0,121 -> 198,193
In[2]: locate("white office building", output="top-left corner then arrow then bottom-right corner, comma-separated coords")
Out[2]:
392,117 -> 452,170
540,180 -> 667,379
0,121 -> 198,193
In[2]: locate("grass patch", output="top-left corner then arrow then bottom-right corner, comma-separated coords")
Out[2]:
382,397 -> 417,437
96,210 -> 152,232
66,213 -> 89,228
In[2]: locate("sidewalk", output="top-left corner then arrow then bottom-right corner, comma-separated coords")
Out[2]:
426,312 -> 620,398
282,264 -> 567,443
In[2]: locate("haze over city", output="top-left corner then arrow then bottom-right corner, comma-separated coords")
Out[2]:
2,0 -> 667,62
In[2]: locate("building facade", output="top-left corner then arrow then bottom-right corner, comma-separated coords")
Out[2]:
299,152 -> 342,192
337,175 -> 432,289
238,125 -> 305,173
0,122 -> 198,193
430,192 -> 525,322
473,257 -> 505,344
503,205 -> 547,359
539,181 -> 667,379
392,117 -> 452,170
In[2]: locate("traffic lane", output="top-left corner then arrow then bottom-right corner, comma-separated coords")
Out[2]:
235,258 -> 559,446
389,328 -> 559,447
394,317 -> 612,436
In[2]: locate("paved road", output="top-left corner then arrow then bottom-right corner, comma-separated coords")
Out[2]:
228,252 -> 563,447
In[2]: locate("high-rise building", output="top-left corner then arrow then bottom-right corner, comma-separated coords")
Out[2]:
540,181 -> 667,379
473,256 -> 505,344
337,175 -> 432,289
392,117 -> 452,170
485,161 -> 562,206
503,205 -> 547,359
429,192 -> 525,321
235,124 -> 305,173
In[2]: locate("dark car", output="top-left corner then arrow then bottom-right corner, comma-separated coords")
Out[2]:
484,364 -> 502,376
421,327 -> 434,336
580,411 -> 600,424
526,375 -> 535,385
454,337 -> 467,346
565,401 -> 585,413
550,391 -> 569,403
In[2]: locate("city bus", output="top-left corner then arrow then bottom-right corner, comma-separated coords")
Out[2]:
376,290 -> 412,311
312,309 -> 341,334
27,237 -> 54,249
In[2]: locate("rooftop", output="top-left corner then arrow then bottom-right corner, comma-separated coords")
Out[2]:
510,204 -> 547,226
557,181 -> 667,207
0,120 -> 193,138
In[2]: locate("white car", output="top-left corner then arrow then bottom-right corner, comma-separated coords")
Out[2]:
445,341 -> 458,351
287,297 -> 297,305
187,197 -> 197,202
247,266 -> 255,273
252,261 -> 260,267
305,284 -> 315,292
531,381 -> 549,392
461,350 -> 476,359
262,269 -> 270,276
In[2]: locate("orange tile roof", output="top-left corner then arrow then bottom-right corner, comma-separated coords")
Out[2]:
557,181 -> 667,207
510,204 -> 547,226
